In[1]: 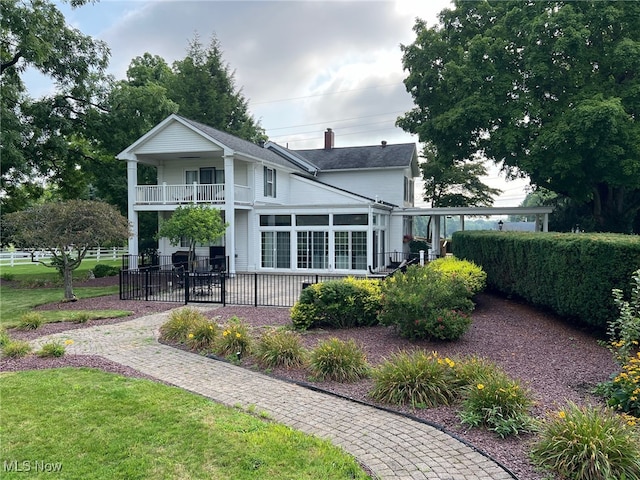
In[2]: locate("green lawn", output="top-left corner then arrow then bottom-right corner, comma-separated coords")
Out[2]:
0,260 -> 128,327
0,368 -> 370,480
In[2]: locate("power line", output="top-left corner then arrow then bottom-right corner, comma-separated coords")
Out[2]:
265,110 -> 406,132
250,82 -> 404,105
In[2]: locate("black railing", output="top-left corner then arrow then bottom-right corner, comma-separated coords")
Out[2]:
120,252 -> 426,307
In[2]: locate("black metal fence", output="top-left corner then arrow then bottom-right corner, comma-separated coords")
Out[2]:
120,253 -> 420,308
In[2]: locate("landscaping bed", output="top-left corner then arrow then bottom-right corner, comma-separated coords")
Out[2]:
2,277 -> 618,480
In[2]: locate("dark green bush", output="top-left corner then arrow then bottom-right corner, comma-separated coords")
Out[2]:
93,264 -> 120,278
452,231 -> 640,328
290,277 -> 382,330
378,265 -> 474,340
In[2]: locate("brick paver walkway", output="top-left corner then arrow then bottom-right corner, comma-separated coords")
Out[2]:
31,309 -> 516,480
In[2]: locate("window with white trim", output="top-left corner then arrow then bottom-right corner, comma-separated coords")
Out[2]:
264,166 -> 276,197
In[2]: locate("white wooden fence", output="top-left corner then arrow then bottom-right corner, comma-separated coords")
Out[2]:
0,247 -> 128,267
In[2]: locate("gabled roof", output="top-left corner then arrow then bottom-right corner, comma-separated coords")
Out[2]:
178,116 -> 302,171
293,143 -> 418,172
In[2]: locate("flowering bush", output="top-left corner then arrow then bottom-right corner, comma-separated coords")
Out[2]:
309,338 -> 369,382
598,352 -> 640,418
378,265 -> 474,340
531,402 -> 640,480
159,307 -> 207,344
458,371 -> 534,437
370,350 -> 458,407
186,319 -> 218,352
2,340 -> 32,358
598,268 -> 640,417
214,316 -> 252,358
291,277 -> 382,330
413,308 -> 472,341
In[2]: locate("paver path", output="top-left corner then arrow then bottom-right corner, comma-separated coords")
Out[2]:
31,309 -> 516,480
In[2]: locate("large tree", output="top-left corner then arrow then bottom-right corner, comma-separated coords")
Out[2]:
168,34 -> 266,144
420,145 -> 501,207
398,1 -> 640,233
1,0 -> 110,211
3,200 -> 130,300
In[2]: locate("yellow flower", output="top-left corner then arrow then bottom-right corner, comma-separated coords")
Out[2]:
223,330 -> 229,337
64,339 -> 74,345
557,411 -> 566,419
477,384 -> 485,390
208,325 -> 213,330
188,333 -> 194,339
235,333 -> 241,339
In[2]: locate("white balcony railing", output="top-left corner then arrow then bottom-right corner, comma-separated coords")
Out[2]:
135,183 -> 252,205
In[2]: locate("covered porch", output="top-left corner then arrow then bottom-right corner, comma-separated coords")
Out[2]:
398,206 -> 554,258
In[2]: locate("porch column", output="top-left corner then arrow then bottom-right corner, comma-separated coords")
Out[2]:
126,158 -> 139,257
224,153 -> 235,274
542,213 -> 549,232
431,215 -> 441,259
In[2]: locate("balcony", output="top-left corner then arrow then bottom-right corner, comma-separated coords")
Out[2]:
135,183 -> 252,206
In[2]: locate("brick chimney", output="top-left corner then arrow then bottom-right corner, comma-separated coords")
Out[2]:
324,128 -> 334,150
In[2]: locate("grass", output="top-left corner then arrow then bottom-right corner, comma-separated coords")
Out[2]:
0,368 -> 370,480
0,260 -> 126,327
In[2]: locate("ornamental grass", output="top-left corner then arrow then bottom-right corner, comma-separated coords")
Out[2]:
370,350 -> 458,408
531,402 -> 640,480
309,338 -> 370,382
255,328 -> 307,369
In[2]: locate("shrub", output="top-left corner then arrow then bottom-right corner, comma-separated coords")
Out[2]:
2,340 -> 32,358
606,268 -> 640,363
531,402 -> 640,480
92,264 -> 120,278
378,265 -> 474,340
290,277 -> 382,330
214,316 -> 252,358
72,312 -> 92,324
458,371 -> 534,438
370,350 -> 458,407
255,328 -> 307,368
18,312 -> 45,330
452,355 -> 501,387
159,307 -> 208,344
185,319 -> 218,352
427,256 -> 487,296
0,328 -> 10,347
1,272 -> 15,281
37,341 -> 66,358
597,352 -> 640,418
308,338 -> 370,382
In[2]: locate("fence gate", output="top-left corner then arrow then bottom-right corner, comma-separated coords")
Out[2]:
119,268 -> 224,304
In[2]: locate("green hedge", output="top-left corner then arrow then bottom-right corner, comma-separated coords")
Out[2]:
291,277 -> 382,330
452,231 -> 640,328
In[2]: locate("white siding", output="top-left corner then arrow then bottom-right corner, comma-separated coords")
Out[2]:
316,168 -> 407,206
136,122 -> 222,154
161,159 -> 225,184
234,210 -> 249,271
289,176 -> 369,206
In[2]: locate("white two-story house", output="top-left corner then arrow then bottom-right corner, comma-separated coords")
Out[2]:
117,114 -> 420,275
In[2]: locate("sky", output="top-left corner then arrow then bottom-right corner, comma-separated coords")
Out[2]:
34,0 -> 530,207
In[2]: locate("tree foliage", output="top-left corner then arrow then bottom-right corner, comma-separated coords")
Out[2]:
420,146 -> 501,207
1,0 -> 110,212
399,1 -> 640,232
156,205 -> 228,270
3,200 -> 130,300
